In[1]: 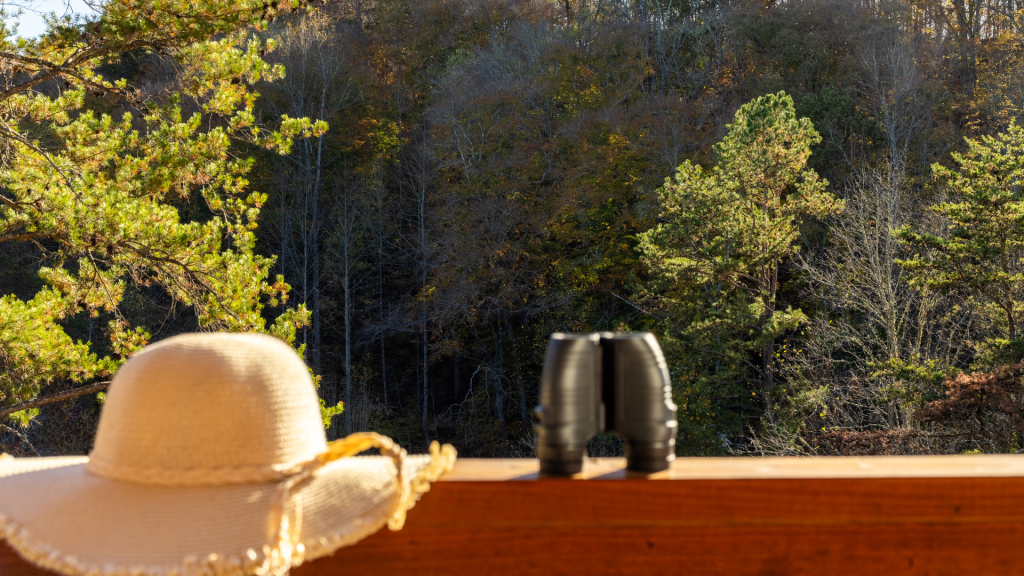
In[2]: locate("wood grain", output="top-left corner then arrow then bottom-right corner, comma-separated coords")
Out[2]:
5,456 -> 1024,575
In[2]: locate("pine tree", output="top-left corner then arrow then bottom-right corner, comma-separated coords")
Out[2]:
897,120 -> 1024,362
638,91 -> 842,451
0,0 -> 335,428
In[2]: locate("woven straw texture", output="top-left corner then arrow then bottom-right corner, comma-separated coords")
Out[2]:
88,333 -> 327,485
0,333 -> 456,576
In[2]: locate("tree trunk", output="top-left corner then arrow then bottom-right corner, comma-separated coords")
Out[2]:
422,301 -> 430,443
311,247 -> 321,374
381,337 -> 389,415
415,139 -> 431,444
506,315 -> 530,425
375,159 -> 389,415
308,85 -> 328,376
493,323 -> 508,438
344,222 -> 353,435
761,264 -> 778,421
453,352 -> 460,404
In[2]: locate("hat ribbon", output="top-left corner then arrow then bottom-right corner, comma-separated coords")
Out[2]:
264,432 -> 409,576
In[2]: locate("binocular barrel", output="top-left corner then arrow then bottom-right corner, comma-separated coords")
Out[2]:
535,332 -> 677,475
535,334 -> 601,475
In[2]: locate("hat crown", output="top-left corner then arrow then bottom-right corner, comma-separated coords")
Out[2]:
87,333 -> 327,485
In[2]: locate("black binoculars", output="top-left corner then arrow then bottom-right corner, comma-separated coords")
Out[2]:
534,332 -> 677,475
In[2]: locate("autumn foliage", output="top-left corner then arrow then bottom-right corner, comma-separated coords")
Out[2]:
8,0 -> 1024,458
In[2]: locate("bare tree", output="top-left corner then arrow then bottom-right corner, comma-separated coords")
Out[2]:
370,156 -> 393,413
399,128 -> 440,441
775,167 -> 977,451
859,32 -> 932,175
636,0 -> 733,102
262,11 -> 360,376
948,0 -> 983,93
324,173 -> 372,435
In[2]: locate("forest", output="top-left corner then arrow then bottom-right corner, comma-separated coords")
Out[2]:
3,0 -> 1024,459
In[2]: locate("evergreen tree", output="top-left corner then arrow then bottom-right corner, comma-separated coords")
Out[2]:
897,121 -> 1024,363
638,91 -> 842,452
0,0 -> 337,429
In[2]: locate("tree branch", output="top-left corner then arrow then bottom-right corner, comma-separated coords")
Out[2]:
611,292 -> 664,320
0,122 -> 83,200
0,49 -> 138,105
0,231 -> 60,244
0,381 -> 111,420
0,422 -> 40,456
0,45 -> 108,103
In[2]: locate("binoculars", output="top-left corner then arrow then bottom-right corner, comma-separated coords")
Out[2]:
534,332 -> 677,475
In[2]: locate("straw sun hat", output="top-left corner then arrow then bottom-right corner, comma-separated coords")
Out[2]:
0,332 -> 456,576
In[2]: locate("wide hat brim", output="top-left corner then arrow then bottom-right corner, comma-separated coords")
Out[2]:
0,452 -> 442,576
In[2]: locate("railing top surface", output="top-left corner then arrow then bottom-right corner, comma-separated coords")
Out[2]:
441,455 -> 1024,481
7,455 -> 1024,576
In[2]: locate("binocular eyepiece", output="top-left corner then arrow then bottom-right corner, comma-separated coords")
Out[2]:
534,332 -> 678,475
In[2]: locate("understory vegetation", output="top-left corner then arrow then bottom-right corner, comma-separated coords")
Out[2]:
5,0 -> 1024,458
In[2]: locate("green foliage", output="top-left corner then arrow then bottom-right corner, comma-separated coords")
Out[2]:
897,121 -> 1024,342
319,398 -> 345,429
12,0 -> 1024,456
796,87 -> 881,173
6,408 -> 38,429
638,91 -> 843,453
0,3 -> 324,427
869,355 -> 961,405
871,355 -> 960,391
974,338 -> 1024,368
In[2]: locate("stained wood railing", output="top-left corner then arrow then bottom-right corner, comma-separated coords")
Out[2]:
5,455 -> 1024,575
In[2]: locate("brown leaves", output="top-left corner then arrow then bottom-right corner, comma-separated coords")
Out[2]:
917,365 -> 1024,425
915,365 -> 1024,452
812,428 -> 931,456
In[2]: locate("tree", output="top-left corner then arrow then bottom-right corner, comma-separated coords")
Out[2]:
859,32 -> 932,175
637,91 -> 842,447
261,9 -> 362,377
897,121 -> 1024,358
751,167 -> 977,456
258,10 -> 368,436
0,0 -> 334,432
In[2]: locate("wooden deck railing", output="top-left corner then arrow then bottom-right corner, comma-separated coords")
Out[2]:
5,455 -> 1024,575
